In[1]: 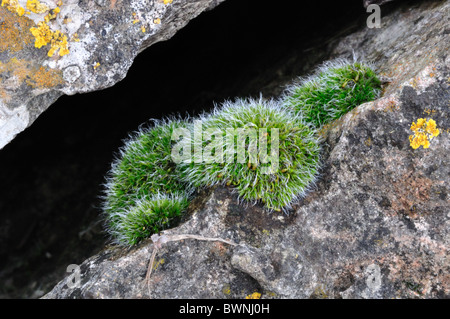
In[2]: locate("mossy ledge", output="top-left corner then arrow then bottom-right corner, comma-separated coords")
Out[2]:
102,59 -> 381,246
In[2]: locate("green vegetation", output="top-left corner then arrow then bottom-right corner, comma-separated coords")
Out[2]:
103,119 -> 192,246
102,59 -> 381,245
282,59 -> 381,128
178,98 -> 321,212
111,193 -> 189,246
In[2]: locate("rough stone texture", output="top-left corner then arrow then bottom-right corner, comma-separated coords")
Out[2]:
44,0 -> 449,299
0,0 -> 225,149
363,0 -> 396,8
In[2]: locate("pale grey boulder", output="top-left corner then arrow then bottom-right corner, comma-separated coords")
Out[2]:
0,0 -> 225,149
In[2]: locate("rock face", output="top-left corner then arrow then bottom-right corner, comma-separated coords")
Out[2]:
0,0 -> 224,149
363,0 -> 395,8
44,0 -> 449,299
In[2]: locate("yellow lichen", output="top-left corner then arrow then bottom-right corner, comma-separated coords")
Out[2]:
26,0 -> 50,14
47,29 -> 69,56
154,18 -> 161,24
141,26 -> 145,33
311,285 -> 328,299
1,0 -> 26,16
93,62 -> 100,69
30,21 -> 53,48
152,258 -> 165,271
29,20 -> 69,56
222,284 -> 231,295
409,118 -> 440,149
22,0 -> 70,57
163,0 -> 172,4
71,33 -> 79,42
132,12 -> 139,24
44,7 -> 60,22
245,292 -> 261,299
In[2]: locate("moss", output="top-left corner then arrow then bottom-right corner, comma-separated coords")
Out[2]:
178,98 -> 321,211
109,194 -> 189,246
282,59 -> 381,128
103,118 -> 193,246
102,59 -> 382,245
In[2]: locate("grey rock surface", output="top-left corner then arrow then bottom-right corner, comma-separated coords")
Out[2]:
0,0 -> 225,149
44,0 -> 449,299
363,0 -> 396,8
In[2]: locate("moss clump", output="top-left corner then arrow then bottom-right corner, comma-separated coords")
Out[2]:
102,58 -> 382,245
178,98 -> 321,211
282,59 -> 381,128
110,193 -> 189,246
103,119 -> 192,246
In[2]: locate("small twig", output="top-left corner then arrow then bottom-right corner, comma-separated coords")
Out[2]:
144,233 -> 237,296
144,247 -> 158,284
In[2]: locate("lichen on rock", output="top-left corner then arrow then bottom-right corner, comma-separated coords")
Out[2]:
0,0 -> 227,149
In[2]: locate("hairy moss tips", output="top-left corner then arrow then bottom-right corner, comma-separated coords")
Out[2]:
178,98 -> 321,212
110,193 -> 189,246
103,119 -> 191,245
282,59 -> 381,128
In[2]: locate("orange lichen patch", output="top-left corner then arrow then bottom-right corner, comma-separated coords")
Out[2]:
0,6 -> 35,53
27,64 -> 63,87
373,96 -> 401,113
423,108 -> 437,116
0,57 -> 64,90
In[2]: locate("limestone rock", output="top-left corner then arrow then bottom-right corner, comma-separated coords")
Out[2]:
0,0 -> 225,149
43,0 -> 449,299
